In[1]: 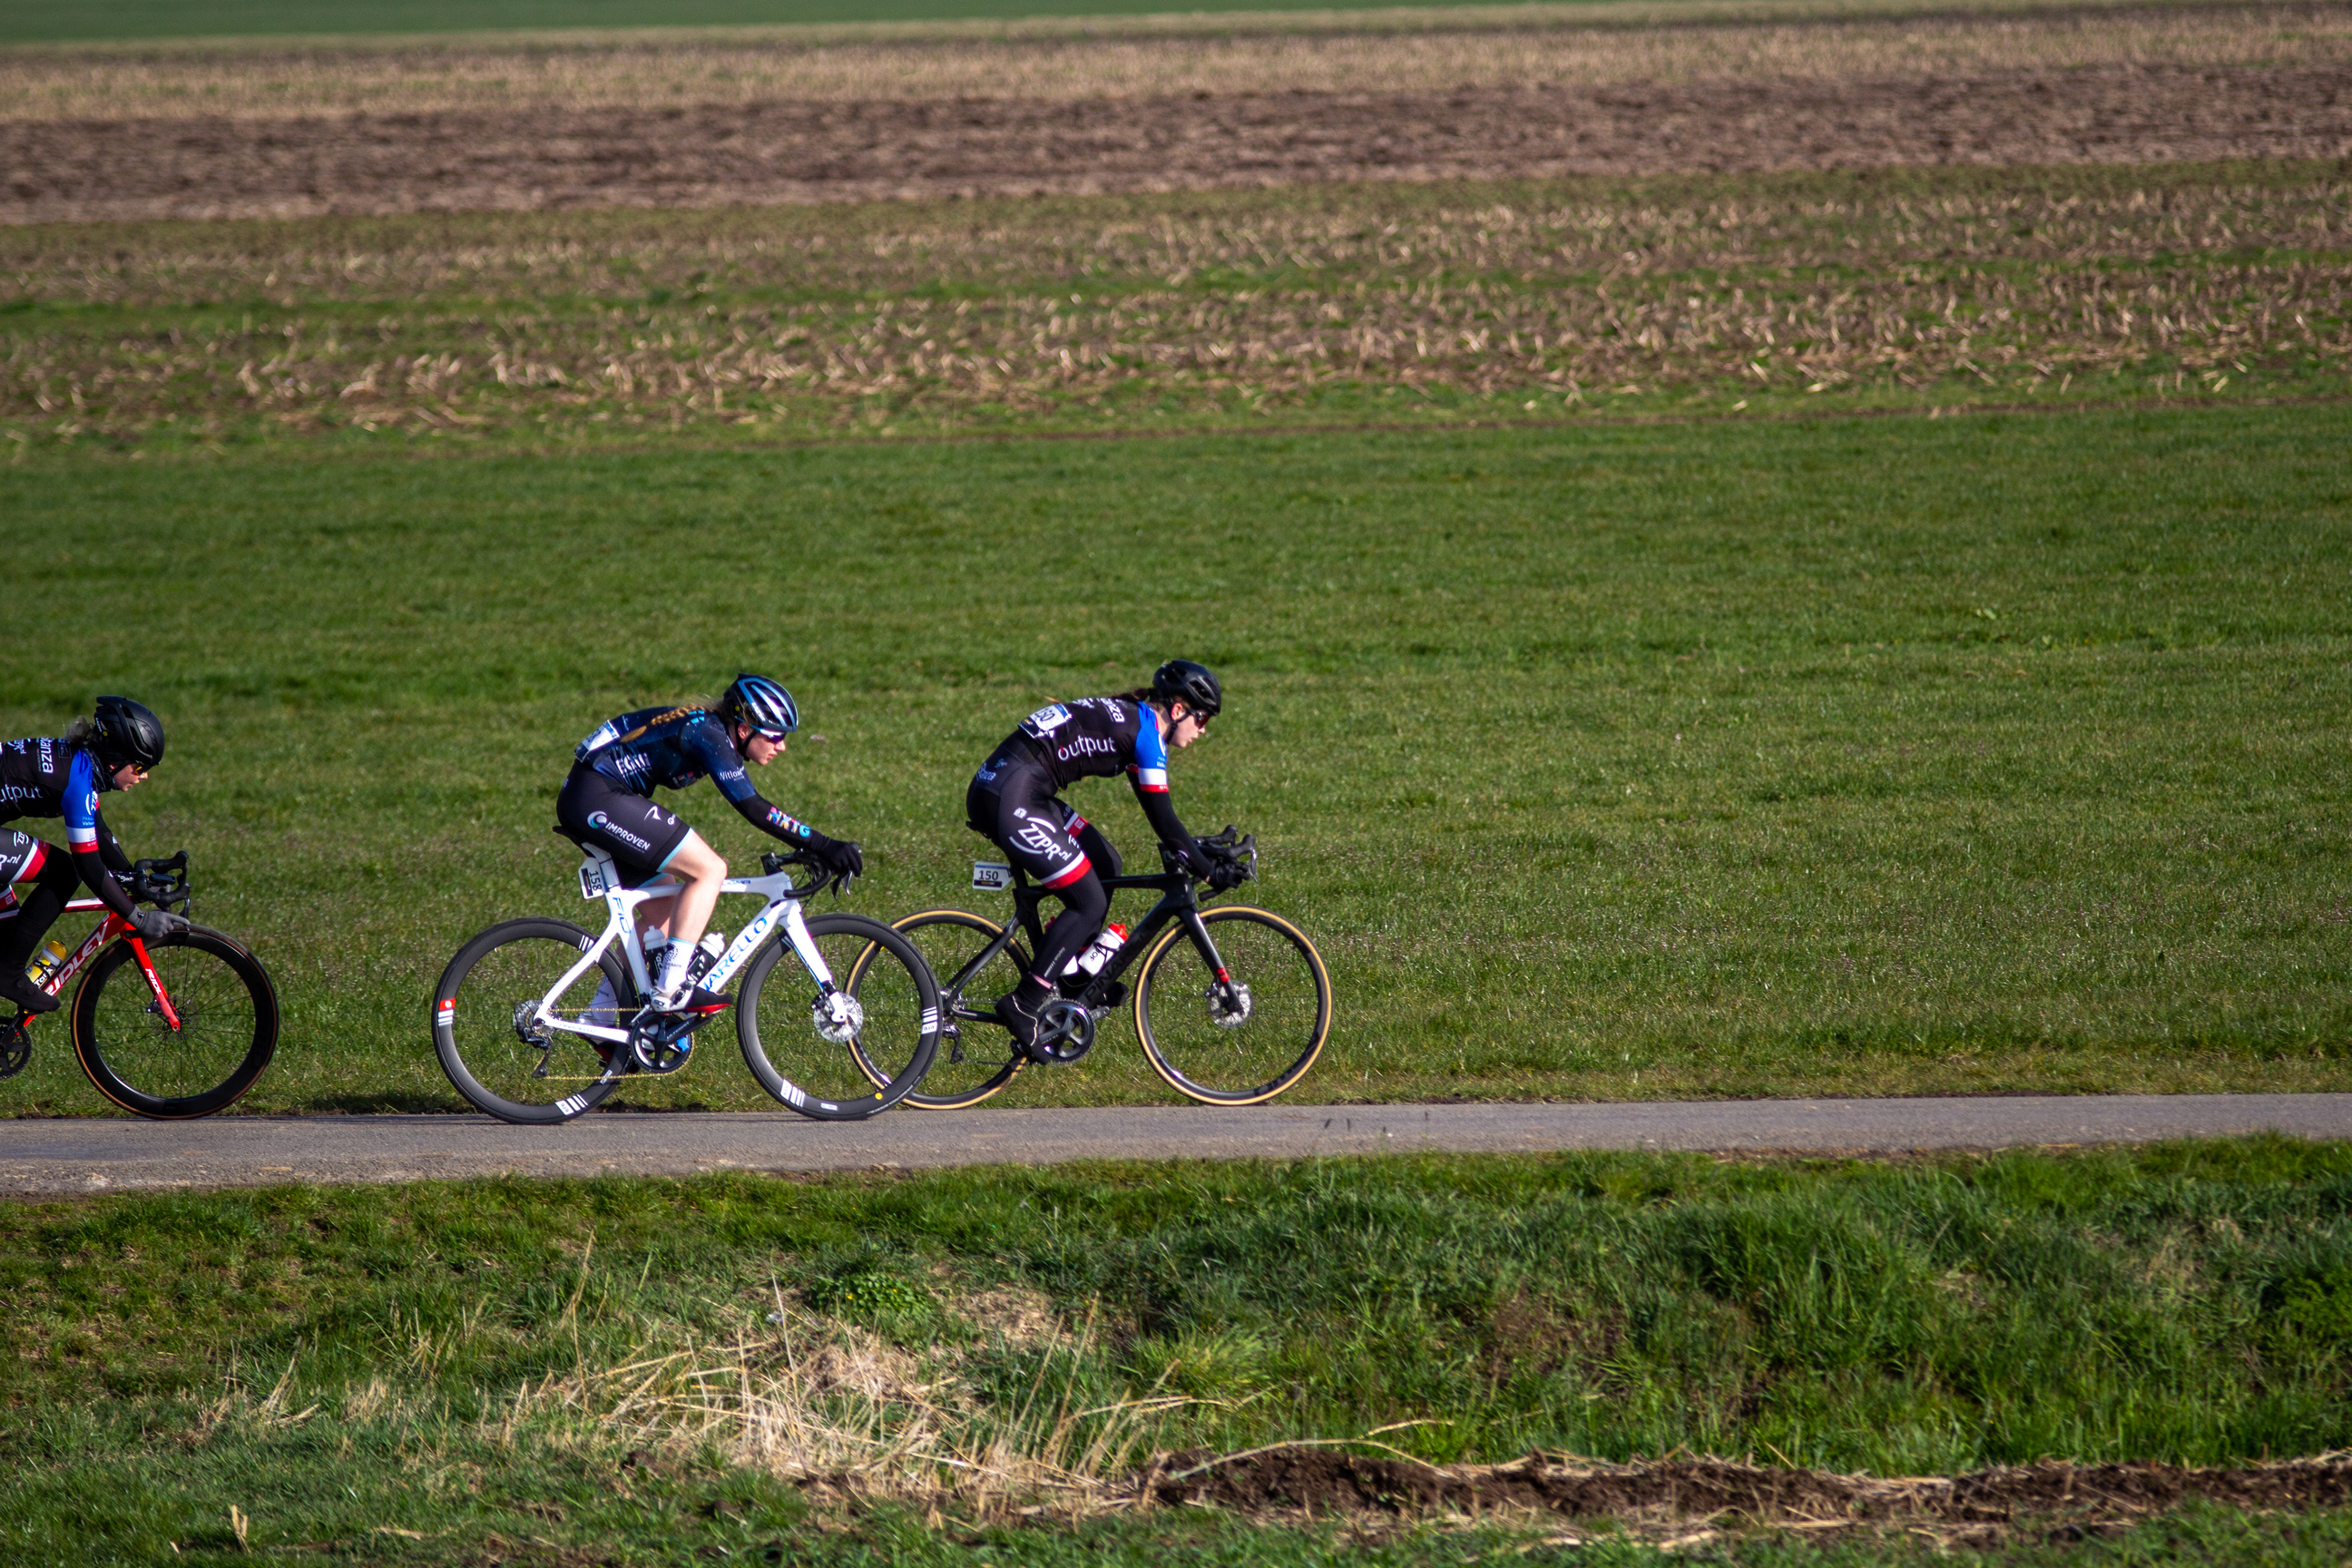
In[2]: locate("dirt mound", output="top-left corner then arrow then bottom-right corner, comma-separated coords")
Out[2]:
1145,1448 -> 2352,1538
6,62 -> 2349,225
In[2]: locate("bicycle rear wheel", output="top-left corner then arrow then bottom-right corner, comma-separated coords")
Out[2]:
855,910 -> 1030,1110
1134,906 -> 1331,1105
738,912 -> 939,1120
72,926 -> 279,1120
434,918 -> 630,1125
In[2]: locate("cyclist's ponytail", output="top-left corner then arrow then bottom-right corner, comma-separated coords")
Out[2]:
1110,686 -> 1155,705
60,717 -> 96,750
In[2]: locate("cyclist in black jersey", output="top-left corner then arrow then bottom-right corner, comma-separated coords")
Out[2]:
965,659 -> 1240,1058
561,673 -> 862,1014
0,697 -> 185,1015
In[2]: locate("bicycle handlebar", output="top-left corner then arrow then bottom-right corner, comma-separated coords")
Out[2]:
760,848 -> 853,901
127,850 -> 191,913
1158,825 -> 1259,886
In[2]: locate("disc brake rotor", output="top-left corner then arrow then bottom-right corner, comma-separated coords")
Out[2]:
1210,981 -> 1253,1028
812,991 -> 865,1044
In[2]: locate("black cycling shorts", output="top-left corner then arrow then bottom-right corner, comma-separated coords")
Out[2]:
557,765 -> 692,886
0,830 -> 53,924
0,830 -> 52,889
966,754 -> 1120,890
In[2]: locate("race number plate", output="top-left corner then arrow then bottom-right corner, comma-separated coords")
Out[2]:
972,861 -> 1013,892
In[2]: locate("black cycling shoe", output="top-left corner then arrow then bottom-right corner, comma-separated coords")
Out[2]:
994,991 -> 1054,1065
0,974 -> 60,1016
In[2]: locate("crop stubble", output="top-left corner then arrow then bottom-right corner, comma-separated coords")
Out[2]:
5,167 -> 2347,443
4,4 -> 2347,442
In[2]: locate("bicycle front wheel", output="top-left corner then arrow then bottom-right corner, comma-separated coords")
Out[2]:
1134,906 -> 1332,1105
72,926 -> 279,1119
434,918 -> 630,1125
856,910 -> 1030,1110
739,912 -> 939,1120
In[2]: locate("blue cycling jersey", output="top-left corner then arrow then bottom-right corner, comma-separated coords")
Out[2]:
573,706 -> 818,844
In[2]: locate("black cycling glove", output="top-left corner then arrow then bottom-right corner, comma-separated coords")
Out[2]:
130,908 -> 189,942
805,832 -> 864,880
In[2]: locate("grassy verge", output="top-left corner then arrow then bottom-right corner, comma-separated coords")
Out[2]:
3,400 -> 2349,1112
4,1141 -> 2352,1562
6,163 -> 2347,453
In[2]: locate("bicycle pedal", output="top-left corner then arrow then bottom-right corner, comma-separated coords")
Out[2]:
0,1014 -> 30,1080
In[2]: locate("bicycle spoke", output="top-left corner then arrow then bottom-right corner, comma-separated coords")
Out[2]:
1138,908 -> 1330,1104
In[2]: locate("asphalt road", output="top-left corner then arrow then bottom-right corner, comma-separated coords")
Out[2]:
0,1094 -> 2344,1197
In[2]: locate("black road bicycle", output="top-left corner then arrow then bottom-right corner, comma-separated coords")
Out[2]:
848,829 -> 1331,1109
0,852 -> 279,1119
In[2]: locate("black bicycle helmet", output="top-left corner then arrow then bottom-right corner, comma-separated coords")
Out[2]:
720,672 -> 799,737
90,695 -> 165,771
1152,660 -> 1222,719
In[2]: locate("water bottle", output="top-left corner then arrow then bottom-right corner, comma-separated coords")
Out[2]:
689,931 -> 726,984
24,936 -> 69,990
1061,923 -> 1127,978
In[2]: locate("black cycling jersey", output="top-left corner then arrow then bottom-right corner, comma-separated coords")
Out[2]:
974,696 -> 1204,876
997,696 -> 1170,792
0,736 -> 136,917
573,705 -> 821,848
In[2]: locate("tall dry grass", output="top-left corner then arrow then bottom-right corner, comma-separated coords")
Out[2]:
486,1294 -> 1197,1519
4,4 -> 2347,122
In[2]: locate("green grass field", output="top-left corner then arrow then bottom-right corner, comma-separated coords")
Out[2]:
5,1142 -> 2352,1562
1,398 -> 2347,1114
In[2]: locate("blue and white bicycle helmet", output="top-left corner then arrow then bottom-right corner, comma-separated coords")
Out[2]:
721,672 -> 799,738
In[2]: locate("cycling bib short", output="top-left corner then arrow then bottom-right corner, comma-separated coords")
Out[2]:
0,831 -> 52,924
557,766 -> 691,885
967,760 -> 1122,890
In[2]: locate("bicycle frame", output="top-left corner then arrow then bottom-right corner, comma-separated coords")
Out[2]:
496,848 -> 843,1051
938,866 -> 1230,1017
17,895 -> 182,1027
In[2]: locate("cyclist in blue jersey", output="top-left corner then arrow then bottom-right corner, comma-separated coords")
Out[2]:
965,660 -> 1242,1058
559,673 -> 862,1015
0,697 -> 185,1015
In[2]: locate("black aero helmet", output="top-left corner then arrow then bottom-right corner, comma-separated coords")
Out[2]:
1152,660 -> 1221,719
91,695 -> 165,771
721,672 -> 799,738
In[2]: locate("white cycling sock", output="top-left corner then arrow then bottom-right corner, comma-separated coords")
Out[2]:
655,940 -> 693,1004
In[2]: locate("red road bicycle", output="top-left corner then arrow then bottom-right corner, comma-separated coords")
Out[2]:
0,852 -> 280,1119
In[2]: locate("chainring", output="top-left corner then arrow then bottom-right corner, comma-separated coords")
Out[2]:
1035,998 -> 1096,1063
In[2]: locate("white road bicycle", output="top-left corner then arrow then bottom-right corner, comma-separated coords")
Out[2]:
432,842 -> 939,1125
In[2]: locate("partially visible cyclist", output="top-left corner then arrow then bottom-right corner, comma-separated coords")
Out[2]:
560,673 -> 862,1017
0,696 -> 185,1015
965,659 -> 1243,1059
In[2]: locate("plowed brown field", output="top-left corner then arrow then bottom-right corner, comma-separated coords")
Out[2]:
4,3 -> 2349,223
